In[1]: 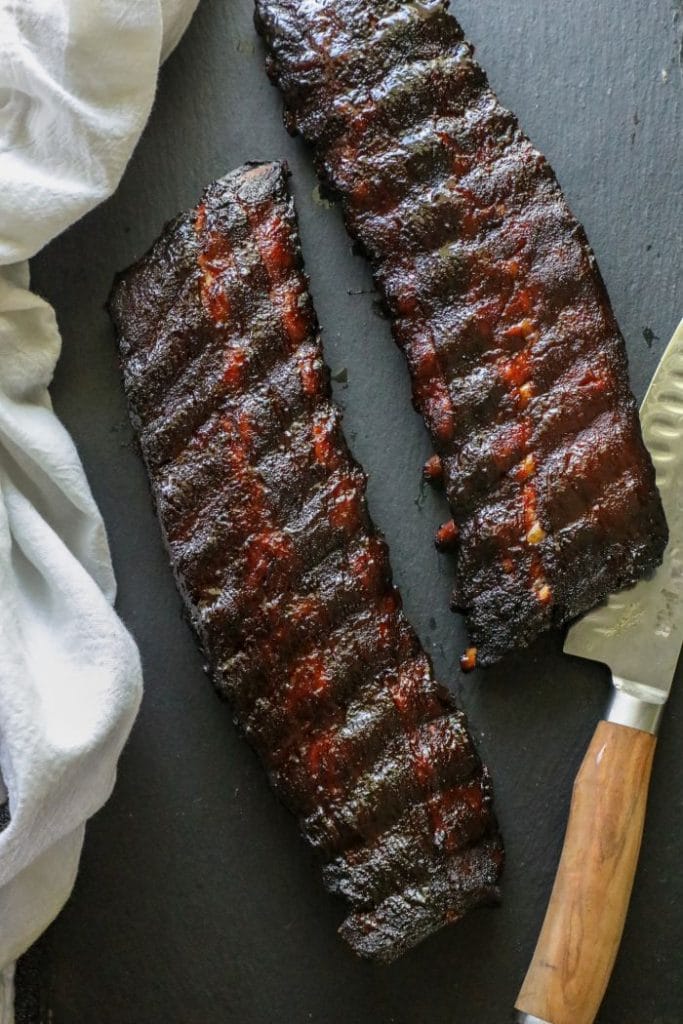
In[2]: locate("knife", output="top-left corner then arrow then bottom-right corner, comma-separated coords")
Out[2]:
514,317 -> 683,1024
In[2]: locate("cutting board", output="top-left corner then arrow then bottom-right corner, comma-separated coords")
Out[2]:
19,1 -> 683,1021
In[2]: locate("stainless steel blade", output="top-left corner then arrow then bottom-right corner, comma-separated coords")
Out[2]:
564,318 -> 683,717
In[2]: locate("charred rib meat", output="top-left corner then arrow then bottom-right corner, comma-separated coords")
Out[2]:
108,162 -> 503,961
254,0 -> 668,666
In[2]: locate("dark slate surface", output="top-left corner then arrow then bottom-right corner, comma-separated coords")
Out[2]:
21,1 -> 682,1021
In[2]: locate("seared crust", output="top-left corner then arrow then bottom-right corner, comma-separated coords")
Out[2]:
254,0 -> 668,665
108,161 -> 503,961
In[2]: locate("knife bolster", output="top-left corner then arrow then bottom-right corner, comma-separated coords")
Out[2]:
607,684 -> 664,734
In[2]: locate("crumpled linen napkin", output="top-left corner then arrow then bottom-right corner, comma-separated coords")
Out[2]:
0,1 -> 198,1019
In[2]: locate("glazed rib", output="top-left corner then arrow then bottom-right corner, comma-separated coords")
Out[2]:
254,0 -> 668,666
108,161 -> 502,961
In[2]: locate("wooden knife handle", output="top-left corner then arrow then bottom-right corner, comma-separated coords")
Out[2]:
515,719 -> 656,1024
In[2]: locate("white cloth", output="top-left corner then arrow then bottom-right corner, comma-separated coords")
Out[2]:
0,1 -> 198,1020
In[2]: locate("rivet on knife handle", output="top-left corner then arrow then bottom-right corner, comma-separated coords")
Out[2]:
514,719 -> 656,1024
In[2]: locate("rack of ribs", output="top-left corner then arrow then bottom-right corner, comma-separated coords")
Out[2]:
108,161 -> 503,961
254,0 -> 668,667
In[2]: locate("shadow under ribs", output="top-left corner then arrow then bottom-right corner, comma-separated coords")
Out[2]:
108,161 -> 502,961
254,0 -> 668,667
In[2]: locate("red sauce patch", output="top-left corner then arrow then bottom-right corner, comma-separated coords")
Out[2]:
435,519 -> 459,549
492,421 -> 529,470
244,529 -> 296,592
223,345 -> 247,387
312,415 -> 338,468
529,557 -> 545,583
377,590 -> 400,647
421,382 -> 455,443
387,659 -> 440,720
200,274 -> 231,323
459,209 -> 479,237
298,347 -> 322,397
410,724 -> 441,789
256,212 -> 295,277
198,232 -> 234,324
474,297 -> 506,341
352,179 -> 371,205
505,288 -> 534,319
578,367 -> 609,392
243,199 -> 314,350
522,482 -> 538,532
221,423 -> 252,491
411,334 -> 439,384
500,350 -> 530,388
396,289 -> 417,316
288,595 -> 326,632
286,650 -> 330,713
329,475 -> 361,533
349,538 -> 384,593
451,155 -> 472,178
280,283 -> 311,346
428,782 -> 486,854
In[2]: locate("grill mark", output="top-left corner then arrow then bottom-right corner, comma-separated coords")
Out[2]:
338,838 -> 503,963
268,652 -> 448,816
323,772 -> 495,910
320,56 -> 485,194
236,600 -> 417,755
440,348 -> 621,517
537,410 -> 645,533
154,397 -> 316,535
377,193 -> 579,329
329,100 -> 513,214
163,403 -> 342,553
354,133 -> 526,264
333,50 -> 483,151
169,431 -> 369,612
201,530 -> 389,684
302,710 -> 480,854
346,6 -> 461,91
142,337 -> 311,474
272,4 -> 462,144
121,281 -> 210,419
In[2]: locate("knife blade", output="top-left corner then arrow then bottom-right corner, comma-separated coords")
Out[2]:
515,317 -> 683,1024
564,316 -> 683,730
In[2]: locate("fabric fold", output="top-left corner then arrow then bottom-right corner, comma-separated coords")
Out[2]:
0,1 -> 199,1020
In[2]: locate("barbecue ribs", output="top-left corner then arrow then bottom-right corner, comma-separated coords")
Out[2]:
108,161 -> 503,961
254,0 -> 668,666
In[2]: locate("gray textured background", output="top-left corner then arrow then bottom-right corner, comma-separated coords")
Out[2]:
20,0 -> 682,1021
